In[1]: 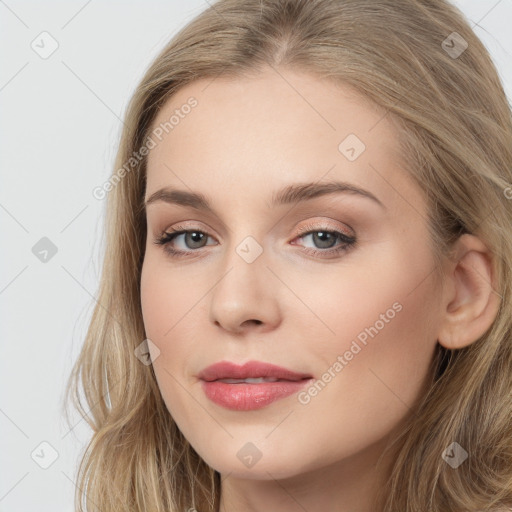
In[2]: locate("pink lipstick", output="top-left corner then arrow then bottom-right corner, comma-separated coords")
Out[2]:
198,360 -> 313,411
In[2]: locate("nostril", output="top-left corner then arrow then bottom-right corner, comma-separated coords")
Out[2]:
245,319 -> 262,326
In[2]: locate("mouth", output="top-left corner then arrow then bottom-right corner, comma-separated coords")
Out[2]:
198,360 -> 313,382
198,360 -> 313,411
214,377 -> 289,383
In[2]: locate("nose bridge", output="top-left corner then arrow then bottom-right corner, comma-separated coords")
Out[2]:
220,207 -> 274,268
218,229 -> 270,296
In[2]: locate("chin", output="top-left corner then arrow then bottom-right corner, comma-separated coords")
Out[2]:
209,457 -> 303,480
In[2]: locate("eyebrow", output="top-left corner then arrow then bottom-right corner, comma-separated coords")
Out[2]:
144,180 -> 386,212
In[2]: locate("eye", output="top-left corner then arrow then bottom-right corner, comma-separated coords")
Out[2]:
291,222 -> 357,258
154,227 -> 215,257
153,222 -> 357,259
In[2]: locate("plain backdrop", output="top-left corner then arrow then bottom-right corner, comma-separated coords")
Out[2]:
1,1 -> 511,510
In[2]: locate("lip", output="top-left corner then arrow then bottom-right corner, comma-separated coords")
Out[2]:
198,360 -> 313,411
198,360 -> 312,382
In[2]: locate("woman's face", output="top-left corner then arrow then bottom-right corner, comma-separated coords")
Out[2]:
140,66 -> 442,481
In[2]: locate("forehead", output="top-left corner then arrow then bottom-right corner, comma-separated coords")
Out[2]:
145,68 -> 422,216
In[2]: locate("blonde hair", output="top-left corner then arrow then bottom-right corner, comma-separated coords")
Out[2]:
64,0 -> 512,510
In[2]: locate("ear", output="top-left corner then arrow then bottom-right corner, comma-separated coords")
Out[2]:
437,234 -> 501,350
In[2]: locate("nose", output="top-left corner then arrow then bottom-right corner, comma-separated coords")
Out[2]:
208,243 -> 282,335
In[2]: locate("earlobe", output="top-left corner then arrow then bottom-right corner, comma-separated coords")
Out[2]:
437,234 -> 501,350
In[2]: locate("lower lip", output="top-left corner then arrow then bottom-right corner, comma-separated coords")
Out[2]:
201,379 -> 312,411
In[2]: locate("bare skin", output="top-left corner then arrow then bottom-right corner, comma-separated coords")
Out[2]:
140,66 -> 500,512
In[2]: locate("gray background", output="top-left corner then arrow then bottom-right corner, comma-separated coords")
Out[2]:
1,1 -> 511,510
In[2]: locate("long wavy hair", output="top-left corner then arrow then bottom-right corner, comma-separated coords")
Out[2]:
63,0 -> 512,510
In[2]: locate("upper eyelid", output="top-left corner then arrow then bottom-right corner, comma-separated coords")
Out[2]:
148,201 -> 363,237
160,215 -> 353,234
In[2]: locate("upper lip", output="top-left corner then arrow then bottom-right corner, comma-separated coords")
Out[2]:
198,360 -> 313,382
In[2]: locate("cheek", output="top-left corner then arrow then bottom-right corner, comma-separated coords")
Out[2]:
140,258 -> 204,428
140,253 -> 198,339
345,244 -> 440,385
140,253 -> 212,370
303,275 -> 438,448
290,241 -> 440,427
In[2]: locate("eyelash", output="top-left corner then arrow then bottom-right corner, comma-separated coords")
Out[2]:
153,222 -> 357,259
